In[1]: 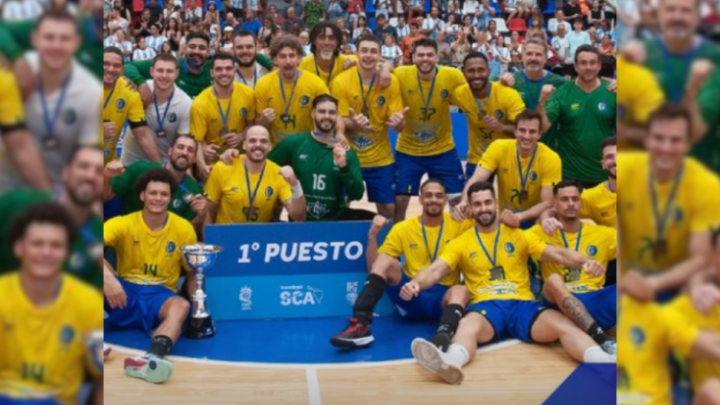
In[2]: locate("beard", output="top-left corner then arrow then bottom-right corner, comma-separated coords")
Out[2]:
476,210 -> 497,226
170,155 -> 190,172
246,147 -> 266,163
423,203 -> 444,217
605,165 -> 616,180
315,118 -> 336,133
237,56 -> 255,67
67,182 -> 97,207
470,78 -> 488,91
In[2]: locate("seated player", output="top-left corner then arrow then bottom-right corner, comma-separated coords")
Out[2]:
103,168 -> 197,384
331,179 -> 473,350
531,180 -> 616,354
404,182 -> 615,385
0,203 -> 103,405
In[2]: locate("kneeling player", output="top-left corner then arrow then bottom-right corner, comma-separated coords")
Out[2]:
104,169 -> 197,384
0,203 -> 103,405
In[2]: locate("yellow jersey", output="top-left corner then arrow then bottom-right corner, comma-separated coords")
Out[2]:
103,211 -> 197,292
300,54 -> 357,86
330,67 -> 404,168
665,295 -> 720,393
479,139 -> 562,213
0,68 -> 25,132
451,82 -> 526,165
394,65 -> 466,156
618,153 -> 720,272
530,223 -> 616,293
190,83 -> 256,148
0,273 -> 103,405
254,70 -> 329,145
440,225 -> 547,304
204,156 -> 292,224
617,57 -> 664,151
103,78 -> 146,165
378,213 -> 474,287
617,295 -> 700,405
580,181 -> 617,229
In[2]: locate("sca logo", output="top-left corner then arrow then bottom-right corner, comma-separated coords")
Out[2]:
280,285 -> 324,306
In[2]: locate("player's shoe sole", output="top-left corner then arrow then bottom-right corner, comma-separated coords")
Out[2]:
411,338 -> 464,385
124,356 -> 173,384
329,335 -> 375,349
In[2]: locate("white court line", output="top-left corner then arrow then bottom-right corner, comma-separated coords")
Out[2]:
105,339 -> 521,370
306,367 -> 322,405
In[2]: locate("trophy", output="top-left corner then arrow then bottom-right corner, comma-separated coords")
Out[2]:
182,243 -> 223,339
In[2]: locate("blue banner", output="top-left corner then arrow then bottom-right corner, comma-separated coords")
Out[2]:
542,364 -> 616,405
204,221 -> 394,320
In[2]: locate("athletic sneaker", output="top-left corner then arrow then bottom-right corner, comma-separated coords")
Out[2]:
124,354 -> 173,384
411,338 -> 464,385
602,340 -> 617,356
330,317 -> 374,348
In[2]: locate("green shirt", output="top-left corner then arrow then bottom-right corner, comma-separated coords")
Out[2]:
124,54 -> 273,98
268,133 -> 365,221
110,161 -> 203,220
546,80 -> 616,184
695,68 -> 720,175
0,16 -> 102,78
512,70 -> 569,150
0,190 -> 102,289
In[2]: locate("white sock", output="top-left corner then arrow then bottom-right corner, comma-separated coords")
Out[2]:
445,343 -> 470,368
583,346 -> 615,363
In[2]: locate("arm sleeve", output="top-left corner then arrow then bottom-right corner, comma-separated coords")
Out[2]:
0,21 -> 33,61
110,163 -> 139,199
0,71 -> 26,131
203,163 -> 223,204
340,151 -> 365,201
545,90 -> 562,125
378,225 -> 403,258
256,53 -> 273,70
127,89 -> 147,125
388,79 -> 404,114
189,99 -> 208,142
103,217 -> 123,248
478,141 -> 502,172
524,229 -> 550,261
267,136 -> 293,166
699,71 -> 720,128
330,80 -> 350,116
691,173 -> 720,233
178,98 -> 191,134
504,87 -> 526,121
80,85 -> 102,144
438,238 -> 463,270
255,79 -> 269,114
663,297 -> 702,357
606,227 -> 617,261
541,151 -> 563,187
123,59 -> 154,85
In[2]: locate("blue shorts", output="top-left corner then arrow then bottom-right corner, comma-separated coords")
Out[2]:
546,287 -> 617,331
467,300 -> 548,343
361,164 -> 396,204
395,149 -> 465,195
104,278 -> 177,334
0,398 -> 63,405
385,273 -> 449,321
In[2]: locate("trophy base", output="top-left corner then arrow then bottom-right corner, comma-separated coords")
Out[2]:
185,316 -> 216,339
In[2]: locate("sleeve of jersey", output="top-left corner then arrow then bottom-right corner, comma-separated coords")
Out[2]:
0,72 -> 26,133
179,99 -> 191,134
190,99 -> 208,142
123,59 -> 153,85
544,90 -> 561,125
0,21 -> 32,62
267,136 -> 292,166
606,227 -> 618,261
523,229 -> 549,261
255,78 -> 269,114
340,152 -> 366,201
541,150 -> 563,187
504,87 -> 527,121
478,141 -> 501,172
103,217 -> 123,248
127,89 -> 147,128
699,71 -> 720,127
691,173 -> 720,233
255,53 -> 273,70
203,163 -> 223,204
244,88 -> 257,124
662,297 -> 702,357
81,88 -> 102,144
377,225 -> 403,258
330,80 -> 350,116
110,163 -> 136,198
388,79 -> 404,114
632,72 -> 664,124
438,238 -> 463,271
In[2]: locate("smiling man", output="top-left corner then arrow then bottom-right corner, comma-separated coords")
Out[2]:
300,21 -> 357,87
232,30 -> 270,89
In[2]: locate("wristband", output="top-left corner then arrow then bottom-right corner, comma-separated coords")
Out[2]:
291,182 -> 304,199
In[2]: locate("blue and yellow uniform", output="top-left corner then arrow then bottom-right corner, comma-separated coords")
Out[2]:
379,213 -> 474,320
439,225 -> 549,342
300,54 -> 357,86
190,83 -> 256,151
331,67 -> 404,205
616,56 -> 664,151
0,273 -> 103,405
103,78 -> 146,165
103,212 -> 197,333
580,182 -> 616,229
393,65 -> 467,195
0,67 -> 25,134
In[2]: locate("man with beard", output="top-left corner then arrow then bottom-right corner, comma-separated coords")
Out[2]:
450,52 -> 526,181
121,54 -> 193,166
330,179 -> 473,350
233,30 -> 270,90
103,135 -> 207,237
331,34 -> 407,219
205,125 -> 306,224
123,32 -> 273,100
0,10 -> 101,191
104,168 -> 197,384
619,105 -> 720,303
404,182 -> 614,385
191,53 -> 255,181
104,47 -> 160,166
0,146 -> 104,289
455,110 -> 561,229
254,36 -> 330,145
537,45 -> 615,188
530,181 -> 617,354
300,22 -> 357,87
393,38 -> 467,222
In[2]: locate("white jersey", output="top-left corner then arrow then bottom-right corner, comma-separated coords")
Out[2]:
2,0 -> 43,21
145,35 -> 168,53
133,47 -> 156,61
120,80 -> 192,166
233,62 -> 270,89
0,52 -> 101,190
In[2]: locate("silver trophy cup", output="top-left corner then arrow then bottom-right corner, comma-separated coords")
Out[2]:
182,243 -> 222,339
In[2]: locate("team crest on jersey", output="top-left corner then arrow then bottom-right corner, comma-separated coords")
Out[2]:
300,96 -> 310,106
172,199 -> 183,209
504,242 -> 515,254
440,89 -> 449,99
168,113 -> 178,123
571,103 -> 580,111
265,186 -> 274,198
377,96 -> 386,106
166,241 -> 176,253
469,251 -> 479,259
586,245 -> 598,257
353,135 -> 374,150
61,325 -> 75,346
598,102 -> 607,112
240,108 -> 248,118
63,109 -> 77,125
116,98 -> 126,110
409,243 -> 418,250
631,326 -> 645,346
495,110 -> 504,120
530,171 -> 538,181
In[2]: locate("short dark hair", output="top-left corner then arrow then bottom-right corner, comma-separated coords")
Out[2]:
601,136 -> 616,152
553,179 -> 583,196
211,53 -> 235,68
9,203 -> 77,248
312,94 -> 338,109
462,51 -> 489,67
35,9 -> 79,34
514,109 -> 543,129
420,178 -> 447,194
152,53 -> 179,68
269,34 -> 304,59
356,34 -> 381,49
412,38 -> 438,54
171,134 -> 198,149
466,181 -> 495,202
104,46 -> 124,59
309,21 -> 343,57
574,44 -> 601,63
186,31 -> 210,45
646,104 -> 692,138
233,30 -> 256,40
136,168 -> 178,199
68,145 -> 103,165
